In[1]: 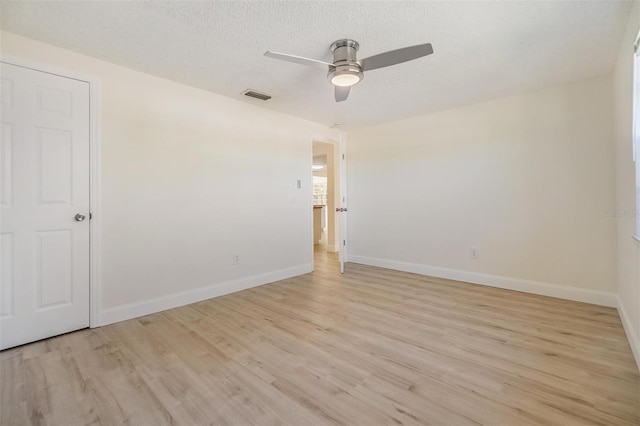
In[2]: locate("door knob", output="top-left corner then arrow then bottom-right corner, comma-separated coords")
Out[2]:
74,214 -> 86,222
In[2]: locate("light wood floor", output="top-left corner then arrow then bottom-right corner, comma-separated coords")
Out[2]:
1,249 -> 639,425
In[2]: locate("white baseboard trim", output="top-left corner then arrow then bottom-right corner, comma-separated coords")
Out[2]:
348,255 -> 617,308
617,296 -> 640,370
325,244 -> 339,253
98,264 -> 312,326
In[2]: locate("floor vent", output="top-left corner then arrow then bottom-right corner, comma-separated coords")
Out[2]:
243,90 -> 271,101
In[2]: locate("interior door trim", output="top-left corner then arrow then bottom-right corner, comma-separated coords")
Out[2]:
0,54 -> 103,328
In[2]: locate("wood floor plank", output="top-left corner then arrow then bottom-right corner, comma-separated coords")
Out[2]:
1,249 -> 638,425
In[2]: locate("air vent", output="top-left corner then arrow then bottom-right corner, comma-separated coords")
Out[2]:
243,90 -> 271,101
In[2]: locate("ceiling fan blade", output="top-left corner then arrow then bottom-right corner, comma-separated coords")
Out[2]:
264,51 -> 333,68
359,43 -> 433,72
335,86 -> 350,102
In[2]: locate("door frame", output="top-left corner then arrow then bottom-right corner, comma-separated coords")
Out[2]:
1,54 -> 102,328
310,131 -> 347,272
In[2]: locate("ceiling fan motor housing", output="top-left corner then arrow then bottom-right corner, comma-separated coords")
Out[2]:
327,39 -> 364,86
331,39 -> 359,63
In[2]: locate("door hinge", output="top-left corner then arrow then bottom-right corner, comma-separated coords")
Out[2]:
342,154 -> 345,160
343,240 -> 346,246
89,212 -> 93,220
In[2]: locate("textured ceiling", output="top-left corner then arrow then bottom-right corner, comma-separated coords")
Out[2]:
0,1 -> 633,129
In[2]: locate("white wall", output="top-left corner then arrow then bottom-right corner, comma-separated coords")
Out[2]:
348,75 -> 617,306
613,2 -> 640,367
1,31 -> 340,324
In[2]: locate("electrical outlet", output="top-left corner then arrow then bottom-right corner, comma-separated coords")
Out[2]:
232,253 -> 239,265
469,247 -> 479,260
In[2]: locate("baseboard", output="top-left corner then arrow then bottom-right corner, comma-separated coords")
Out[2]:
348,255 -> 617,307
617,296 -> 640,370
316,243 -> 339,252
325,244 -> 339,253
98,264 -> 313,326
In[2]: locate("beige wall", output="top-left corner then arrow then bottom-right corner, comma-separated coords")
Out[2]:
348,75 -> 617,303
1,31 -> 340,323
613,2 -> 640,366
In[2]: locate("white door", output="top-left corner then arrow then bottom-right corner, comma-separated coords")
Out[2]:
338,139 -> 347,273
0,62 -> 90,350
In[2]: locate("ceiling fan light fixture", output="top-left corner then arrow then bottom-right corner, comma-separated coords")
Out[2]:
331,73 -> 360,87
328,65 -> 363,87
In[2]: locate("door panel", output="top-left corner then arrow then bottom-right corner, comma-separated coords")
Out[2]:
0,62 -> 90,350
37,128 -> 73,204
0,233 -> 13,318
36,230 -> 73,310
0,123 -> 12,206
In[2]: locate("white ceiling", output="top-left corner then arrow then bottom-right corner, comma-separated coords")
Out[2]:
0,1 -> 633,130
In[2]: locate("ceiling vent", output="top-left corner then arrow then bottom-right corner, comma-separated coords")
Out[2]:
243,89 -> 271,101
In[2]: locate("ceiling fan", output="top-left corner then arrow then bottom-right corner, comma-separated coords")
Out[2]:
264,39 -> 434,102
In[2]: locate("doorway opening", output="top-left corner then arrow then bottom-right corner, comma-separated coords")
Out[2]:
312,140 -> 343,272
